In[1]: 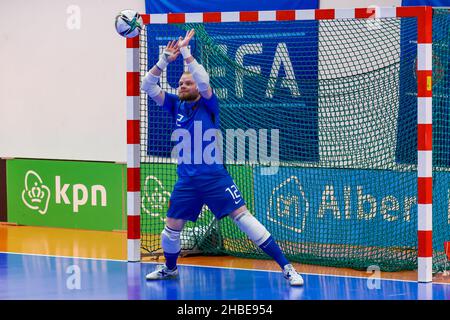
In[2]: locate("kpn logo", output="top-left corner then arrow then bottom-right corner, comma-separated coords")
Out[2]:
22,170 -> 107,214
22,171 -> 51,214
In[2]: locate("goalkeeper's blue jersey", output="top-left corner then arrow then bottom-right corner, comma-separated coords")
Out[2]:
162,91 -> 228,177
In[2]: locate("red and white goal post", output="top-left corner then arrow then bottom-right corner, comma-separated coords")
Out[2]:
125,6 -> 434,282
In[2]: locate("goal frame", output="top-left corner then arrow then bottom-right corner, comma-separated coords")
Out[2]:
124,6 -> 434,282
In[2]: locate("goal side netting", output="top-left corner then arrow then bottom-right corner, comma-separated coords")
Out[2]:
135,8 -> 449,273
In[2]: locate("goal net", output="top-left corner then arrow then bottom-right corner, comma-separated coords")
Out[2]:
134,8 -> 449,274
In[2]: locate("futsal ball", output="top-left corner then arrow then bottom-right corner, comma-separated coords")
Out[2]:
115,9 -> 143,38
180,226 -> 209,250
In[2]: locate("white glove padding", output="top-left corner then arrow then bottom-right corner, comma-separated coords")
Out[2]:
187,60 -> 210,92
180,46 -> 192,59
155,55 -> 169,71
141,72 -> 162,98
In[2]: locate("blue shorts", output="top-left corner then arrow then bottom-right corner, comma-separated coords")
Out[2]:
166,174 -> 246,222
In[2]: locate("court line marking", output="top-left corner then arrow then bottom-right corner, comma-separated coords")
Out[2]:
0,251 -> 125,262
166,262 -> 450,285
1,251 -> 449,285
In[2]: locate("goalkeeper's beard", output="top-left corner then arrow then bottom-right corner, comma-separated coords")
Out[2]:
178,91 -> 200,102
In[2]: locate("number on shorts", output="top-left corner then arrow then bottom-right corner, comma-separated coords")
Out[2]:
226,185 -> 242,203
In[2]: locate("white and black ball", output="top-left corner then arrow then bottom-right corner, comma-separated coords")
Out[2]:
115,9 -> 143,38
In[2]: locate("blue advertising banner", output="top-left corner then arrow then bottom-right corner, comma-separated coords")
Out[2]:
402,0 -> 450,5
396,8 -> 450,166
145,0 -> 320,162
432,9 -> 450,166
146,0 -> 319,14
254,167 -> 449,248
146,21 -> 319,162
395,18 -> 417,165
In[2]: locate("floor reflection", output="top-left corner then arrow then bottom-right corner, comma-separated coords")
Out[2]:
0,253 -> 449,300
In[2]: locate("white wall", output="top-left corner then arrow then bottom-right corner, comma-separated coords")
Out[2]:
0,0 -> 144,162
0,0 -> 400,163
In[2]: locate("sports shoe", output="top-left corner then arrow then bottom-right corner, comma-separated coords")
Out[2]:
283,264 -> 304,286
146,264 -> 179,280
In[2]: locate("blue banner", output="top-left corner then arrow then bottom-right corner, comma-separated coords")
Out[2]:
254,167 -> 449,248
402,0 -> 450,5
396,8 -> 450,166
146,0 -> 318,14
146,23 -> 319,162
395,18 -> 417,165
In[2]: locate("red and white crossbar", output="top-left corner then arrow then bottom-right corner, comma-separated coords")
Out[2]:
126,6 -> 434,282
137,7 -> 429,24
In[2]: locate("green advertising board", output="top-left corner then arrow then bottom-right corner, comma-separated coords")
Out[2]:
7,159 -> 126,231
140,163 -> 178,235
140,163 -> 254,236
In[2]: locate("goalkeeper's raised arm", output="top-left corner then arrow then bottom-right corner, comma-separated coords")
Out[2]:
177,29 -> 213,100
141,40 -> 180,106
141,29 -> 213,107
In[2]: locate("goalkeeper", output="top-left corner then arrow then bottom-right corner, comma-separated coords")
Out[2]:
142,29 -> 303,286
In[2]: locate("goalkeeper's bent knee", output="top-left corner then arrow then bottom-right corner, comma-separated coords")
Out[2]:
161,225 -> 181,254
232,210 -> 270,246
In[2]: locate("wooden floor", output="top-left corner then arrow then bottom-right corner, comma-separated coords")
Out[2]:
1,224 -> 449,283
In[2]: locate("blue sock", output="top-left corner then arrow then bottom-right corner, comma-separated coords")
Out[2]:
164,251 -> 180,271
259,236 -> 289,269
